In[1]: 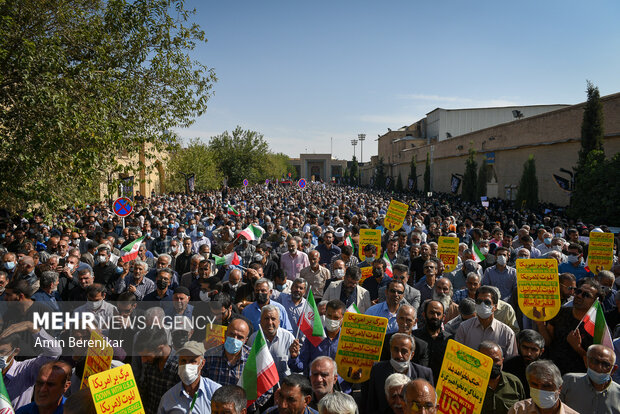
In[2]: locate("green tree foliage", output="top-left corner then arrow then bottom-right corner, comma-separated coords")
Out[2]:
424,153 -> 431,193
375,158 -> 386,190
516,155 -> 539,210
165,139 -> 220,192
408,155 -> 418,192
578,81 -> 604,168
477,162 -> 488,198
396,173 -> 403,193
264,153 -> 296,181
0,0 -> 216,213
461,147 -> 478,202
349,156 -> 359,185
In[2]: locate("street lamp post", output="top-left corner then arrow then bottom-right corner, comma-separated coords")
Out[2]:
351,139 -> 358,160
358,134 -> 365,164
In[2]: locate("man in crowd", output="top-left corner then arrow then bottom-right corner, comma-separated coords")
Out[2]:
503,329 -> 546,398
16,361 -> 72,414
478,341 -> 525,414
322,267 -> 371,313
308,357 -> 338,411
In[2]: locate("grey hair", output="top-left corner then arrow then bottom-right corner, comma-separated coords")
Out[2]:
133,259 -> 148,270
384,373 -> 410,398
212,385 -> 247,414
254,277 -> 271,289
466,272 -> 480,282
292,278 -> 309,290
398,303 -> 417,316
40,271 -> 59,289
389,333 -> 416,353
525,360 -> 562,389
191,254 -> 203,262
311,356 -> 338,377
598,270 -> 615,284
318,391 -> 358,414
144,306 -> 166,325
479,340 -> 503,358
158,253 -> 172,263
260,304 -> 280,318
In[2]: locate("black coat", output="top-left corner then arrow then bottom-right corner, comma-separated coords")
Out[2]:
380,332 -> 430,368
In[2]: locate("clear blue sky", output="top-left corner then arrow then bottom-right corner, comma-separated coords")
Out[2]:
177,0 -> 620,162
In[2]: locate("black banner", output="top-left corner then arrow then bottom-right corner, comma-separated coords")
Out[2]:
552,174 -> 571,192
187,174 -> 195,193
450,174 -> 462,194
119,176 -> 134,200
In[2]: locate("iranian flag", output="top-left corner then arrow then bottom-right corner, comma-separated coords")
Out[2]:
238,224 -> 265,242
227,204 -> 240,216
0,373 -> 14,413
472,243 -> 485,263
120,236 -> 145,263
382,252 -> 393,278
346,303 -> 360,314
214,252 -> 241,266
298,290 -> 326,347
239,328 -> 279,407
343,235 -> 355,253
582,300 -> 613,348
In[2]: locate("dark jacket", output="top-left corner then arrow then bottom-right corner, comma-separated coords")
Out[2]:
379,333 -> 430,367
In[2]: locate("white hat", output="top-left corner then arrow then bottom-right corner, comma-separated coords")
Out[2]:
335,227 -> 345,238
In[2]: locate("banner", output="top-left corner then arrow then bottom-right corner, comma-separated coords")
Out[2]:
205,324 -> 227,349
408,178 -> 414,191
385,177 -> 392,188
335,313 -> 388,383
359,266 -> 373,285
438,237 -> 459,273
587,232 -> 615,273
516,259 -> 561,321
358,229 -> 382,260
384,199 -> 409,231
187,174 -> 195,193
436,340 -> 492,414
89,364 -> 145,414
120,176 -> 134,200
552,174 -> 571,192
80,331 -> 114,389
450,175 -> 462,194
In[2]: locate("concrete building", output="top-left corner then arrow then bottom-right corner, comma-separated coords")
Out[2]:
366,92 -> 620,206
289,153 -> 347,182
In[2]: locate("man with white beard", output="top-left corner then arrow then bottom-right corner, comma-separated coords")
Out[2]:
431,278 -> 459,322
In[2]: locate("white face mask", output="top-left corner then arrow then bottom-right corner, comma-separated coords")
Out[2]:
0,349 -> 15,370
567,255 -> 580,264
178,363 -> 200,385
98,255 -> 107,263
323,317 -> 341,332
476,303 -> 493,319
333,269 -> 345,279
530,387 -> 558,409
495,256 -> 507,266
479,247 -> 489,256
389,358 -> 410,372
88,300 -> 104,311
199,291 -> 211,302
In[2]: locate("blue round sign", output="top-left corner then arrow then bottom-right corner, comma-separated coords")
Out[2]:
265,179 -> 269,185
243,179 -> 248,187
298,178 -> 306,189
113,197 -> 133,217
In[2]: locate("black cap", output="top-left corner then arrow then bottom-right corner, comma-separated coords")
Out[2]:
174,286 -> 191,296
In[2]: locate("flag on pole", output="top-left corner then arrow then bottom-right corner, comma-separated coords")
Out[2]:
346,303 -> 360,314
343,235 -> 355,253
0,373 -> 14,413
298,290 -> 326,347
227,204 -> 240,216
382,252 -> 393,278
582,300 -> 613,348
214,252 -> 241,266
472,243 -> 485,263
239,328 -> 279,406
238,224 -> 265,242
120,236 -> 146,263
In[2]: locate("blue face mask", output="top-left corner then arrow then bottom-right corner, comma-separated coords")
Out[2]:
224,336 -> 244,354
276,284 -> 286,292
115,266 -> 124,274
544,237 -> 552,245
3,262 -> 15,271
587,367 -> 611,385
197,231 -> 204,238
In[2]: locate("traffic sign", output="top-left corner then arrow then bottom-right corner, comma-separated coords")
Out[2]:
113,197 -> 133,217
298,178 -> 306,189
265,179 -> 269,185
243,179 -> 248,187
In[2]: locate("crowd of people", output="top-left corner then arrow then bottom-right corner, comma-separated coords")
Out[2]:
1,182 -> 620,414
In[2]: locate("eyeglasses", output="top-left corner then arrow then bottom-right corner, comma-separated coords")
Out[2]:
588,357 -> 613,371
389,289 -> 405,295
475,299 -> 493,306
574,288 -> 594,299
408,401 -> 436,412
423,266 -> 436,270
560,285 -> 576,291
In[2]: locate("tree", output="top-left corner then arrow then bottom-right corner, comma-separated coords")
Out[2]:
208,126 -> 271,187
396,173 -> 403,193
349,156 -> 359,185
165,139 -> 220,192
461,147 -> 478,202
516,155 -> 539,210
578,81 -> 605,168
477,162 -> 488,198
424,153 -> 431,193
0,0 -> 216,213
263,153 -> 296,182
408,155 -> 418,192
375,158 -> 387,190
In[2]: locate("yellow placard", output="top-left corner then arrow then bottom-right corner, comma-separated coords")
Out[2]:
205,324 -> 226,350
335,313 -> 388,383
89,364 -> 145,414
358,229 -> 382,260
438,236 -> 459,273
587,232 -> 615,273
384,199 -> 409,231
80,331 -> 114,389
359,266 -> 373,285
436,339 -> 493,414
516,259 -> 561,321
